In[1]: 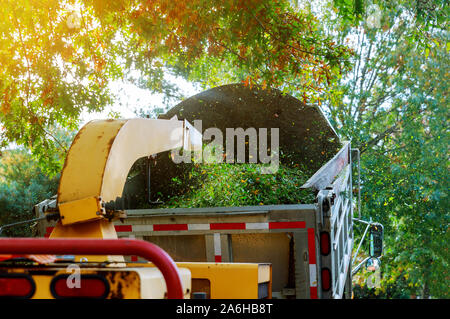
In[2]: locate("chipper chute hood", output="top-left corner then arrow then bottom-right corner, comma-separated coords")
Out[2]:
161,83 -> 341,168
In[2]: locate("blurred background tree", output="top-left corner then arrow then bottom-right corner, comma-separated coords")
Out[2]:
0,149 -> 59,237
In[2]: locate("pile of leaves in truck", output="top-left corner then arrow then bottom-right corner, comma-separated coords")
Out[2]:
159,161 -> 317,208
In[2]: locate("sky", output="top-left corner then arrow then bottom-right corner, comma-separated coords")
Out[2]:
79,75 -> 201,126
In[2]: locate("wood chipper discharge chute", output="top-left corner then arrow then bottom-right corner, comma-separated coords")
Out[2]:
52,118 -> 201,238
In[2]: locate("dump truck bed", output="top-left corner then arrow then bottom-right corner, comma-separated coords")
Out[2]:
116,204 -> 318,298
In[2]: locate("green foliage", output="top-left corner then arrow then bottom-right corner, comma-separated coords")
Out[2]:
0,0 -> 118,173
0,149 -> 59,237
333,0 -> 365,24
321,0 -> 449,298
161,162 -> 316,208
332,0 -> 449,29
353,272 -> 414,299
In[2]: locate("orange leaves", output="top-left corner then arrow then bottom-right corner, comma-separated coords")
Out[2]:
242,75 -> 251,87
261,80 -> 267,90
114,0 -> 351,97
40,82 -> 54,107
1,99 -> 11,115
302,92 -> 308,103
1,85 -> 17,115
59,44 -> 75,61
207,42 -> 225,56
93,54 -> 106,73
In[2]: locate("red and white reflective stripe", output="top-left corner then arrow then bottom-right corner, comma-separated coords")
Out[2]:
46,222 -> 306,236
269,221 -> 305,229
214,233 -> 222,262
187,224 -> 210,231
308,228 -> 318,299
113,221 -> 306,233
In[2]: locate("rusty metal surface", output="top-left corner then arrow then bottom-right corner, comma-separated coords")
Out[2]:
143,235 -> 207,262
115,205 -> 318,296
125,204 -> 316,217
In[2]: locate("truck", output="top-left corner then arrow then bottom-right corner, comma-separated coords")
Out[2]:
0,84 -> 379,299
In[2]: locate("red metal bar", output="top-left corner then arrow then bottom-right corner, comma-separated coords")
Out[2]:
0,238 -> 184,299
268,221 -> 306,229
153,223 -> 188,231
210,222 -> 245,230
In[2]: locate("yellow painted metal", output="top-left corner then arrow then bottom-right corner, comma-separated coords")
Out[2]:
2,266 -> 191,299
99,118 -> 189,203
50,118 -> 201,257
30,272 -> 54,299
57,119 -> 127,205
58,196 -> 104,226
177,262 -> 271,299
3,261 -> 269,299
137,262 -> 272,299
30,269 -> 142,299
49,119 -> 127,249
